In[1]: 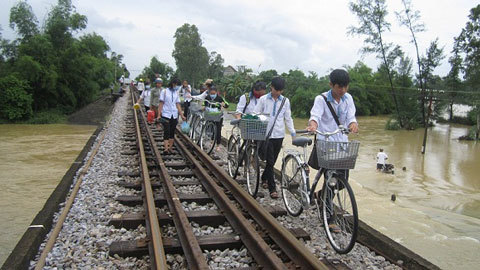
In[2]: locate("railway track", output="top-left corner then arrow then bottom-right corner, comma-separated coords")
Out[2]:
108,90 -> 346,269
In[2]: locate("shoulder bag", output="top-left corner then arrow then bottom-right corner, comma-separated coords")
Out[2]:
307,94 -> 341,169
258,97 -> 287,161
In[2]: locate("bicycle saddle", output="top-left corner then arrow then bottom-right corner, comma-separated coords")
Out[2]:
230,119 -> 241,125
292,137 -> 312,147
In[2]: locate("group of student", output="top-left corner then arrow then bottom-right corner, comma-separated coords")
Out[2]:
135,69 -> 359,200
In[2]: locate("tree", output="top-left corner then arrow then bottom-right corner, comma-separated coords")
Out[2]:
140,56 -> 174,83
258,69 -> 278,83
420,39 -> 445,153
207,51 -> 225,80
396,0 -> 427,124
456,4 -> 480,139
9,1 -> 39,41
349,0 -> 403,126
444,40 -> 463,121
172,23 -> 209,87
0,74 -> 33,120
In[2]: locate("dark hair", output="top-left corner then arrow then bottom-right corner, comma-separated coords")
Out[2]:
329,69 -> 350,87
168,78 -> 181,89
252,80 -> 267,92
209,85 -> 217,92
271,77 -> 285,91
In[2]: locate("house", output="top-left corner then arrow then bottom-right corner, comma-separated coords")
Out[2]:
223,65 -> 237,76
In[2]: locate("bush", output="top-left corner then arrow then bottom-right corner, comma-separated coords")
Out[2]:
26,109 -> 67,124
0,75 -> 33,121
385,118 -> 401,130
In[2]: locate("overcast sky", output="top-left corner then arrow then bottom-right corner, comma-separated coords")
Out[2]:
0,0 -> 476,79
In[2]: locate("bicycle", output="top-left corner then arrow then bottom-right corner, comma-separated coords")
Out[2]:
190,98 -> 225,155
229,115 -> 269,197
226,115 -> 242,177
186,100 -> 202,140
280,126 -> 360,254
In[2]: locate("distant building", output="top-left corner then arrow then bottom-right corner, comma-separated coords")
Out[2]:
223,65 -> 237,76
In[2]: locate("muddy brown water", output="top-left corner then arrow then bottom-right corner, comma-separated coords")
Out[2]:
222,115 -> 479,270
0,124 -> 96,266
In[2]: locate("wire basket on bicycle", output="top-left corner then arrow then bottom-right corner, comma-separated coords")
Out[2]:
189,102 -> 202,114
203,110 -> 222,122
239,119 -> 268,141
316,140 -> 360,169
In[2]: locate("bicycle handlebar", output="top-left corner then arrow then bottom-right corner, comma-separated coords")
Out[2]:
295,125 -> 350,137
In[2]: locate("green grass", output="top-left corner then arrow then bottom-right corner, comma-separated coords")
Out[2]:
25,110 -> 67,124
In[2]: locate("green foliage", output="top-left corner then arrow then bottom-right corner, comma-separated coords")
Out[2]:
26,109 -> 67,124
0,74 -> 33,120
0,0 -> 119,122
456,4 -> 480,88
139,56 -> 174,83
290,87 -> 317,118
220,73 -> 254,103
207,51 -> 225,80
385,118 -> 401,130
172,24 -> 209,87
9,1 -> 39,41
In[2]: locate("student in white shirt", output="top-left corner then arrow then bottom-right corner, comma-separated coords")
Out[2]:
195,79 -> 213,100
137,78 -> 145,94
137,81 -> 151,111
376,149 -> 388,171
179,80 -> 192,118
254,77 -> 296,199
158,78 -> 186,154
235,81 -> 266,119
306,69 -> 358,233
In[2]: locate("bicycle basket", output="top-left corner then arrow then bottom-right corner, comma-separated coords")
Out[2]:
239,119 -> 268,141
203,110 -> 222,122
316,140 -> 360,169
189,103 -> 202,114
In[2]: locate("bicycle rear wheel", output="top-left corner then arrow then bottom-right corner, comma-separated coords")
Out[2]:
280,154 -> 307,217
227,135 -> 240,177
200,121 -> 216,154
244,143 -> 260,197
321,176 -> 358,254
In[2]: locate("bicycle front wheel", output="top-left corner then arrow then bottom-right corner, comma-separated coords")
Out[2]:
321,176 -> 358,254
193,118 -> 204,145
244,143 -> 260,197
200,121 -> 216,154
281,154 -> 307,217
227,135 -> 240,177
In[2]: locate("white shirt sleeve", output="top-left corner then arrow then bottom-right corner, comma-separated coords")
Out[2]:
175,92 -> 181,104
284,99 -> 295,136
346,94 -> 357,126
140,91 -> 146,99
236,95 -> 247,114
309,95 -> 325,126
159,89 -> 165,102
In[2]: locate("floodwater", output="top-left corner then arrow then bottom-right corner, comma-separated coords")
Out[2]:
222,115 -> 480,270
0,124 -> 96,266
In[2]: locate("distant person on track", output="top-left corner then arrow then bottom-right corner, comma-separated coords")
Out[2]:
204,85 -> 229,151
306,69 -> 358,233
137,78 -> 145,95
150,78 -> 163,124
235,81 -> 267,119
376,148 -> 388,171
179,80 -> 192,119
158,78 -> 186,154
137,82 -> 151,111
254,77 -> 296,199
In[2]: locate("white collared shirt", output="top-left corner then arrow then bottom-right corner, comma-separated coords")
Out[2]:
254,93 -> 295,139
179,84 -> 192,102
377,152 -> 388,164
309,90 -> 357,142
140,88 -> 151,107
137,82 -> 145,91
159,87 -> 181,119
236,93 -> 260,115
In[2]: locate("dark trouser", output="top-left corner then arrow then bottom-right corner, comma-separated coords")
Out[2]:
162,116 -> 178,140
144,105 -> 150,111
215,119 -> 223,144
261,138 -> 283,193
183,101 -> 190,119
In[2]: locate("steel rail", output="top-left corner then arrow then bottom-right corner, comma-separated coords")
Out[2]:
131,91 -> 168,269
176,129 -> 329,270
137,106 -> 209,269
175,135 -> 290,269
